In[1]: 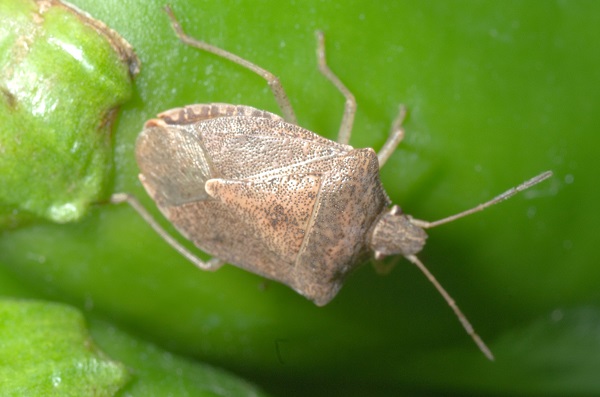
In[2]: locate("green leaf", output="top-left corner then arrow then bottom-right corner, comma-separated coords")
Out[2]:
1,0 -> 598,395
0,299 -> 128,396
0,298 -> 269,396
89,317 -> 270,397
0,0 -> 138,226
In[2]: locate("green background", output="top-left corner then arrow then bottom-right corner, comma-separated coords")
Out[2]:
1,0 -> 598,395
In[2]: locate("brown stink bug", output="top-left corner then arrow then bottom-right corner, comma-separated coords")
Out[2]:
111,6 -> 552,360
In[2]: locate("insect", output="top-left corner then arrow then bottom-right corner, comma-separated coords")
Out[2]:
111,6 -> 552,361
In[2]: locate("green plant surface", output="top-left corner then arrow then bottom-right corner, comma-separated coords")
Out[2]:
88,315 -> 269,397
0,299 -> 129,396
1,0 -> 598,396
0,298 -> 269,396
0,0 -> 137,226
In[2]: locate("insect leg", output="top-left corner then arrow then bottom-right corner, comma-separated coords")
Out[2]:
377,105 -> 407,168
110,193 -> 224,271
371,255 -> 401,275
163,6 -> 297,124
315,31 -> 357,145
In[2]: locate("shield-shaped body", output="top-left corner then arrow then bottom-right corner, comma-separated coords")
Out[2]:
137,103 -> 390,305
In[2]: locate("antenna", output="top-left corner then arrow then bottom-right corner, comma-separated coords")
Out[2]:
412,171 -> 553,229
408,170 -> 553,360
406,254 -> 495,360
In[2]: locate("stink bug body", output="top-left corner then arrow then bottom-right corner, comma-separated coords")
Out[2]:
112,6 -> 552,360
